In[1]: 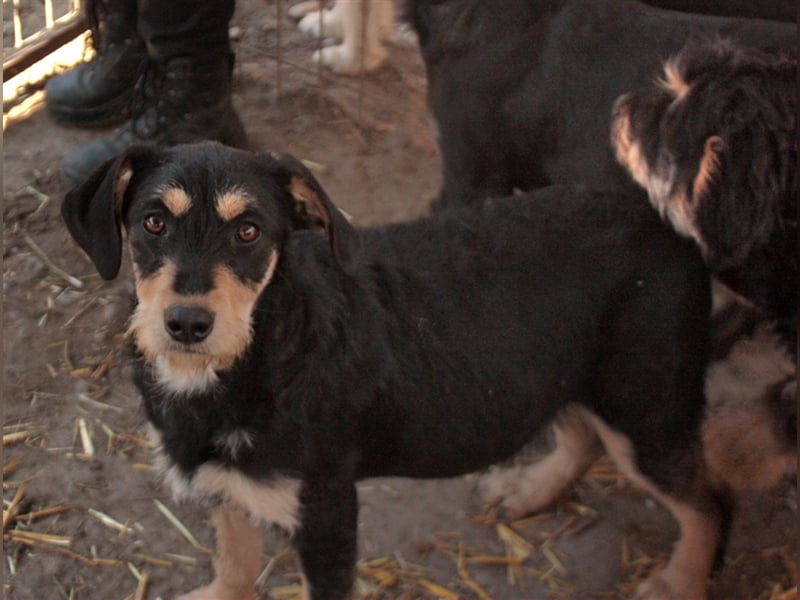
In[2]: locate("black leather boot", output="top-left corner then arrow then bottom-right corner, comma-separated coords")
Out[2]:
45,0 -> 146,128
62,53 -> 248,185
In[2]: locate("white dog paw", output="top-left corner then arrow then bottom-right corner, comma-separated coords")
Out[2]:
299,9 -> 343,40
288,0 -> 319,20
312,44 -> 387,75
478,464 -> 565,519
478,466 -> 520,504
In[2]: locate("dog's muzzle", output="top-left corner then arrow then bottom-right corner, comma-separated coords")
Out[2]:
164,305 -> 215,344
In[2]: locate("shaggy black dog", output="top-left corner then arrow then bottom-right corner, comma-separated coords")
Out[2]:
611,39 -> 797,492
63,142 -> 721,600
405,0 -> 794,208
612,39 -> 797,345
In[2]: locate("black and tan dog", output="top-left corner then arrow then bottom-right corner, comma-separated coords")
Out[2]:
702,302 -> 796,493
611,39 -> 798,494
63,141 -> 721,600
406,0 -> 794,209
611,39 -> 797,343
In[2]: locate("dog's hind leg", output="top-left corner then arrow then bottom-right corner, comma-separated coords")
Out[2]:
312,0 -> 389,74
289,0 -> 325,21
298,0 -> 345,40
479,406 -> 603,518
177,507 -> 264,600
586,414 -> 724,600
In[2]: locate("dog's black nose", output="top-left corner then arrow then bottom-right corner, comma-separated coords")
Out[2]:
164,305 -> 214,344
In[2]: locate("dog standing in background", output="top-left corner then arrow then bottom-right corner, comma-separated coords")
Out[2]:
289,0 -> 396,74
62,141 -> 723,600
405,0 -> 794,208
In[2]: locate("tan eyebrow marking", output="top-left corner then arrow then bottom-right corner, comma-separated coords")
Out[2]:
692,135 -> 725,203
659,58 -> 690,99
216,190 -> 253,222
161,186 -> 193,217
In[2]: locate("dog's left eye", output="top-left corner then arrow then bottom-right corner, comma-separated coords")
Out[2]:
236,223 -> 260,244
144,214 -> 166,235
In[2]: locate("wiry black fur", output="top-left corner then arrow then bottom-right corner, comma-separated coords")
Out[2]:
405,0 -> 794,209
617,40 -> 797,347
62,142 -> 720,599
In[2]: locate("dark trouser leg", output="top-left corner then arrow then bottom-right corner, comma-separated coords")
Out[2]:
45,0 -> 146,127
137,0 -> 235,60
62,0 -> 246,186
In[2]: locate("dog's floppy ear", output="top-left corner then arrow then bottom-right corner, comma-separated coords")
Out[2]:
61,145 -> 160,280
261,151 -> 360,267
694,89 -> 796,268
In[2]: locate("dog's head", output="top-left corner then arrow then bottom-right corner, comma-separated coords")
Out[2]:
611,39 -> 796,270
62,141 -> 357,393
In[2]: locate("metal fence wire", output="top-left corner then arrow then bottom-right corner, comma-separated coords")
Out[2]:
3,0 -> 416,139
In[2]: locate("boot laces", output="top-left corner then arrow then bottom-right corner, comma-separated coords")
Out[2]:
129,60 -> 166,139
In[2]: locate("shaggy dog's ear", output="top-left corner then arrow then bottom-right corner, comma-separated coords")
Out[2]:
61,145 -> 161,280
693,74 -> 796,269
259,151 -> 361,268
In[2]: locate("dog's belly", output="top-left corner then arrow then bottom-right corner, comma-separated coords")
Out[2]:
355,374 -> 580,480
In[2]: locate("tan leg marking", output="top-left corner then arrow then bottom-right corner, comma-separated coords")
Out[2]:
308,0 -> 393,75
288,0 -> 322,20
587,415 -> 715,600
479,406 -> 602,518
177,506 -> 263,600
704,327 -> 796,491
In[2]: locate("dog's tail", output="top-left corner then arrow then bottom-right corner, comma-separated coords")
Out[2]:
704,305 -> 796,492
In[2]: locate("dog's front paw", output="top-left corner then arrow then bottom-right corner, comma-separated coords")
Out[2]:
479,466 -> 518,503
288,0 -> 320,20
312,44 -> 387,75
478,462 -> 570,519
177,583 -> 256,600
633,573 -> 705,600
299,9 -> 343,40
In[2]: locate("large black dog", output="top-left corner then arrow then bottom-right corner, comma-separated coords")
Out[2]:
63,142 -> 720,600
406,0 -> 794,208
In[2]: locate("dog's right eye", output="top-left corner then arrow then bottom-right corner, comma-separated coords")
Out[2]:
143,214 -> 166,235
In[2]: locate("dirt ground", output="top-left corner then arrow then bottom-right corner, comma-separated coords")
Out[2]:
2,1 -> 796,599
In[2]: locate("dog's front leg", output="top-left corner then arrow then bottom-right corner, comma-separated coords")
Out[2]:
294,478 -> 359,600
178,506 -> 264,600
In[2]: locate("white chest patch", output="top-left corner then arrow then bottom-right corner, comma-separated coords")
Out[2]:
149,428 -> 302,534
214,428 -> 255,461
154,354 -> 220,396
